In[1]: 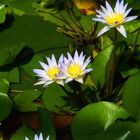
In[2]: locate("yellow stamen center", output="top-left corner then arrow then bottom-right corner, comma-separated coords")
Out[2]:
67,63 -> 83,78
105,12 -> 124,26
47,66 -> 59,79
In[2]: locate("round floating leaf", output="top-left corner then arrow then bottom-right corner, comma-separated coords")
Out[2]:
71,101 -> 129,140
0,78 -> 9,93
8,67 -> 20,83
42,84 -> 69,113
11,124 -> 34,140
0,15 -> 70,52
0,92 -> 12,122
14,89 -> 41,112
91,45 -> 113,87
123,72 -> 140,123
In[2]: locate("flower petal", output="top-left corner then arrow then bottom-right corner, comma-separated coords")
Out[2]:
38,133 -> 43,140
75,78 -> 83,84
67,52 -> 73,62
116,25 -> 127,38
25,137 -> 29,140
44,81 -> 54,87
39,61 -> 48,70
92,18 -> 106,23
51,54 -> 57,66
65,78 -> 73,83
114,0 -> 120,13
105,1 -> 113,13
96,10 -> 105,18
82,68 -> 93,75
124,16 -> 137,22
33,69 -> 47,78
34,80 -> 45,86
97,26 -> 111,37
46,57 -> 53,67
74,50 -> 79,63
124,8 -> 132,17
56,80 -> 64,86
46,136 -> 50,140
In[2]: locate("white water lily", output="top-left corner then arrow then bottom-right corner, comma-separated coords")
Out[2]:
25,133 -> 49,140
92,0 -> 137,37
33,54 -> 65,87
61,51 -> 93,84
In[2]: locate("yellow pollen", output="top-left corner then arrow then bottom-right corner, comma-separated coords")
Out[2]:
105,12 -> 124,26
47,66 -> 59,79
67,63 -> 83,78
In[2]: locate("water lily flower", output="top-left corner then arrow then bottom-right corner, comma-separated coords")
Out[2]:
74,0 -> 98,15
25,133 -> 49,140
92,0 -> 137,37
62,51 -> 93,84
33,54 -> 65,87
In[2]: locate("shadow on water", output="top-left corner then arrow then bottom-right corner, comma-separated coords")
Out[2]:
0,46 -> 34,71
0,15 -> 15,32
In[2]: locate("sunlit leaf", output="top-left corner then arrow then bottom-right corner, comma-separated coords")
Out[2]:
123,72 -> 140,123
71,101 -> 129,140
0,5 -> 6,23
91,45 -> 114,87
0,78 -> 9,93
0,92 -> 12,122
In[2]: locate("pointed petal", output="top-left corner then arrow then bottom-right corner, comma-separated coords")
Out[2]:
122,3 -> 128,13
82,68 -> 93,75
67,52 -> 73,62
114,0 -> 120,13
92,18 -> 106,23
105,1 -> 113,13
65,78 -> 73,83
75,78 -> 83,84
120,0 -> 124,11
96,10 -> 105,18
51,54 -> 57,66
58,54 -> 64,63
25,137 -> 29,140
74,50 -> 79,63
46,57 -> 53,67
116,25 -> 127,38
56,80 -> 64,86
34,134 -> 39,140
101,5 -> 108,15
46,136 -> 50,140
124,16 -> 137,22
82,59 -> 91,70
38,133 -> 43,140
39,61 -> 48,70
64,57 -> 69,64
33,69 -> 47,78
97,26 -> 111,37
44,81 -> 54,87
124,8 -> 132,17
34,80 -> 45,86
